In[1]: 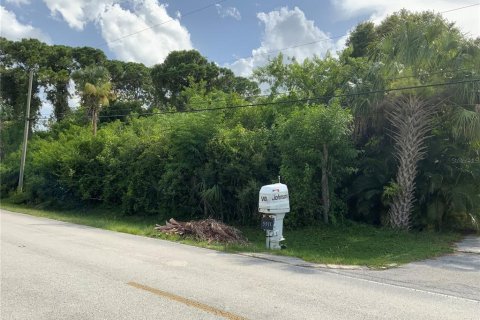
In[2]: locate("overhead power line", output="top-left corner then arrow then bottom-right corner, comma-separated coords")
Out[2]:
100,67 -> 478,114
101,0 -> 228,47
21,2 -> 465,95
100,1 -> 479,52
24,78 -> 478,122
245,35 -> 346,59
98,2 -> 480,84
218,3 -> 480,66
38,68 -> 479,119
5,3 -> 475,121
102,63 -> 476,108
98,78 -> 480,118
440,3 -> 479,14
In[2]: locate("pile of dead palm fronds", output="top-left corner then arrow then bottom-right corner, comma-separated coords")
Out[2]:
155,218 -> 248,244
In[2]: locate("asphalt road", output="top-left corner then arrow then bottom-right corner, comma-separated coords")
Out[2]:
1,209 -> 479,320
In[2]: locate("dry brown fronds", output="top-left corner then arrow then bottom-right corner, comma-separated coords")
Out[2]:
155,218 -> 248,245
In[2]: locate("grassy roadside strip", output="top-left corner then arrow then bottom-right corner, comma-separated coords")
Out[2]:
0,201 -> 463,268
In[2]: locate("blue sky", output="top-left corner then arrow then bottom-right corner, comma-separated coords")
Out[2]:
2,0 -> 479,76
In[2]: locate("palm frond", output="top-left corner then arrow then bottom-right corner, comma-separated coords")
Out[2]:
451,107 -> 480,140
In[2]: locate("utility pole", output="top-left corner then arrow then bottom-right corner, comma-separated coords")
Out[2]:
18,69 -> 34,193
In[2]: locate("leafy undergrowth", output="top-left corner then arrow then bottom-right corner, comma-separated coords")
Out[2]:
1,201 -> 462,268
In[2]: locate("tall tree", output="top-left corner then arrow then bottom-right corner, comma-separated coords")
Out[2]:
43,45 -> 74,120
253,55 -> 360,224
106,60 -> 154,106
151,50 -> 259,110
0,39 -> 107,123
345,21 -> 376,58
211,67 -> 260,98
151,50 -> 218,110
278,103 -> 356,224
72,66 -> 112,136
356,10 -> 480,229
386,96 -> 433,228
72,46 -> 107,68
0,37 -> 46,124
0,38 -> 46,160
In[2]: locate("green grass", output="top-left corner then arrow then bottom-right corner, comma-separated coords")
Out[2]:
1,201 -> 462,268
236,226 -> 462,267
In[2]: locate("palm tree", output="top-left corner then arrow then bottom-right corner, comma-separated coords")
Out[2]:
386,96 -> 434,228
72,66 -> 112,136
349,10 -> 480,229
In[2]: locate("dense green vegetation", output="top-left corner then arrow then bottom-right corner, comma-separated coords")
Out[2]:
1,10 -> 479,232
0,202 -> 461,267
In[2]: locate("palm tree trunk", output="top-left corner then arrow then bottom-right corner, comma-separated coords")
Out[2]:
92,108 -> 97,136
387,96 -> 433,229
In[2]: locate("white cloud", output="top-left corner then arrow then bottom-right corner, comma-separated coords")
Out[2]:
42,0 -> 114,30
99,0 -> 192,66
5,0 -> 31,5
0,6 -> 51,42
68,79 -> 80,109
332,0 -> 480,38
227,7 -> 340,76
215,4 -> 241,20
40,0 -> 193,66
36,86 -> 54,131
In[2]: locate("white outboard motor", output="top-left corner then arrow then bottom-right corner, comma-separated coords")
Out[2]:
259,182 -> 289,249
